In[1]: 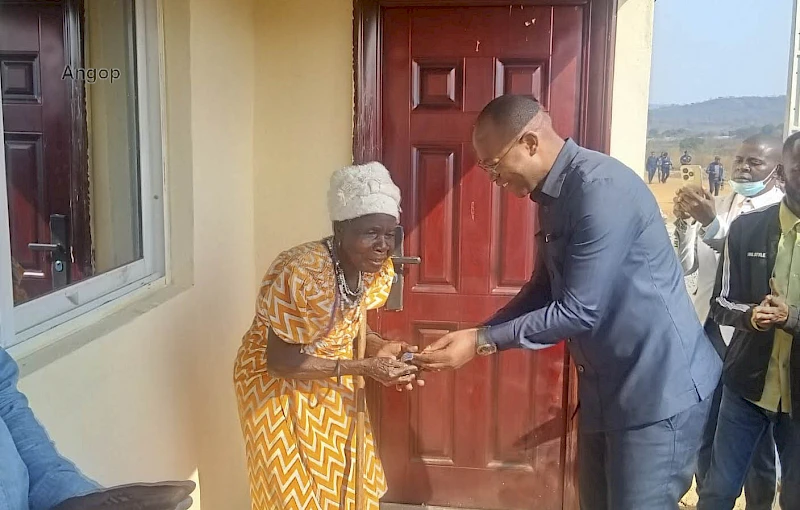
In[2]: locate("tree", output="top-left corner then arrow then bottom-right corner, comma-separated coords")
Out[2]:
647,128 -> 660,138
680,137 -> 705,152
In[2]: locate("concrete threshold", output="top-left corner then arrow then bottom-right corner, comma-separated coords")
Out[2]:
381,504 -> 481,510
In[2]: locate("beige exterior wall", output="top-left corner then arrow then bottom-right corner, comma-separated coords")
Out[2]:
11,1 -> 653,509
609,0 -> 656,176
16,0 -> 257,508
252,0 -> 355,272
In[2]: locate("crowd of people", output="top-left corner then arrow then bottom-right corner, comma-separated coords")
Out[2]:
646,150 -> 728,197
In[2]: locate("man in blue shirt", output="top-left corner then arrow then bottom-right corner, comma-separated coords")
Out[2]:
646,151 -> 658,184
413,95 -> 720,510
660,151 -> 674,183
0,347 -> 194,509
707,156 -> 725,197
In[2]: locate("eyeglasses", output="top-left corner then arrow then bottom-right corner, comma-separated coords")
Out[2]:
477,137 -> 519,179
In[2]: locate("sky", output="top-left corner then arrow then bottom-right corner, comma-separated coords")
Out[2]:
649,0 -> 795,106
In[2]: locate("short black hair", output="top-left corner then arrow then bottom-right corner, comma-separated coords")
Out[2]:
784,131 -> 800,155
476,95 -> 542,140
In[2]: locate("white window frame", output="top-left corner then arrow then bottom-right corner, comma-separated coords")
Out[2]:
785,0 -> 800,138
0,0 -> 166,347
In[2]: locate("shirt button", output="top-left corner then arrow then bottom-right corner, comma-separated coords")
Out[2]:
577,365 -> 585,373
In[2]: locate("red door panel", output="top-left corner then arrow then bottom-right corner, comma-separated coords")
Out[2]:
1,0 -> 90,302
375,5 -> 584,509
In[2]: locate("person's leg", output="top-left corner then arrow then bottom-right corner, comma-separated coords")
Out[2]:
696,380 -> 724,494
742,425 -> 777,510
605,398 -> 711,510
715,181 -> 721,196
697,387 -> 771,510
773,412 -> 800,509
578,429 -> 608,510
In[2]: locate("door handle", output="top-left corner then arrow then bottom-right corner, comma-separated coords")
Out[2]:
391,256 -> 421,265
27,214 -> 70,289
28,243 -> 64,253
386,225 -> 420,311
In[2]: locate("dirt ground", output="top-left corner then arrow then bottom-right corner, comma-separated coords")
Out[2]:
679,479 -> 747,510
646,172 -> 732,223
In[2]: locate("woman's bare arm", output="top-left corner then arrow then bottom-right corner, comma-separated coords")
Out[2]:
266,330 -> 416,385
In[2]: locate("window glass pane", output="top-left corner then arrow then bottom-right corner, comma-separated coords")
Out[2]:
1,0 -> 141,306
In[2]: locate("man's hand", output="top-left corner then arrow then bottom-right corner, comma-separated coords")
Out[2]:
53,481 -> 195,510
753,278 -> 790,329
411,328 -> 479,371
672,195 -> 691,221
675,186 -> 716,226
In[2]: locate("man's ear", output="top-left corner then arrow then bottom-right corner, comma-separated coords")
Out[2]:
777,164 -> 786,182
521,132 -> 539,156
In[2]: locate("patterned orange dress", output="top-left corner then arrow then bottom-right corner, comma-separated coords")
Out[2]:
233,240 -> 394,510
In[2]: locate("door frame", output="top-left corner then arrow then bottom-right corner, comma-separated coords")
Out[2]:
353,1 -> 618,508
353,0 -> 618,162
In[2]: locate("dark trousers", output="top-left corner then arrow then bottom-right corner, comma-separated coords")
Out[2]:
578,398 -> 711,510
661,167 -> 670,182
698,386 -> 800,510
696,381 -> 777,509
648,168 -> 657,184
709,179 -> 721,196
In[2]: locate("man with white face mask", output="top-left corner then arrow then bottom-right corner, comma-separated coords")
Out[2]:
673,134 -> 783,509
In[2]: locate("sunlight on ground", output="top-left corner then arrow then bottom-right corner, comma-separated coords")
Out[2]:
679,479 -> 747,510
646,173 -> 733,224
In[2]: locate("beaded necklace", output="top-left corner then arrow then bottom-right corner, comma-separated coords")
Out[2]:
324,237 -> 364,308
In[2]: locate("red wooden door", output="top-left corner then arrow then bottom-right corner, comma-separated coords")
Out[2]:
374,6 -> 584,509
0,0 -> 90,302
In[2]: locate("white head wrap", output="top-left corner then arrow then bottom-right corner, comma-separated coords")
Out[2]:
327,162 -> 402,222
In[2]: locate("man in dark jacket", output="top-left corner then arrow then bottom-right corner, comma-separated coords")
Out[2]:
660,151 -> 674,183
647,151 -> 659,184
707,156 -> 725,197
698,132 -> 800,510
413,95 -> 720,510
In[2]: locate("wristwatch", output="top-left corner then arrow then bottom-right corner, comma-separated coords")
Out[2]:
475,327 -> 497,356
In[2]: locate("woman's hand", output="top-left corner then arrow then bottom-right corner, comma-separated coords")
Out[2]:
372,340 -> 417,359
359,357 -> 418,387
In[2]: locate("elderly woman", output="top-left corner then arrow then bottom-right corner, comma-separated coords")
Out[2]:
234,162 -> 418,510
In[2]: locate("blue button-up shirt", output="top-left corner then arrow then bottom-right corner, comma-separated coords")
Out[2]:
0,348 -> 98,509
485,140 -> 721,432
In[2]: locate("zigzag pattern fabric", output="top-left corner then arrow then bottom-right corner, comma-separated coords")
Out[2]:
234,241 -> 394,510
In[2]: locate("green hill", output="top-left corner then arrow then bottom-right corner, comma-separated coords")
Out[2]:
647,96 -> 786,137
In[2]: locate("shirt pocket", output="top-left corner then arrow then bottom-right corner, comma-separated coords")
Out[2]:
541,231 -> 567,296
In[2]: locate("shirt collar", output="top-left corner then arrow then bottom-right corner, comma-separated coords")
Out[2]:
780,200 -> 800,234
737,186 -> 784,210
530,138 -> 579,203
